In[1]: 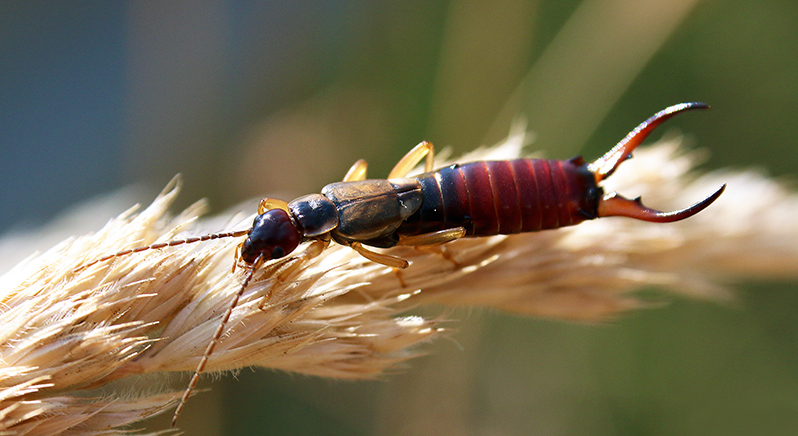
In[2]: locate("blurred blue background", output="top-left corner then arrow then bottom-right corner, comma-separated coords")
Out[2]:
2,1 -> 797,435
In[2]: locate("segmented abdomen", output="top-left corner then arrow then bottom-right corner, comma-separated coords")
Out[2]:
397,158 -> 600,237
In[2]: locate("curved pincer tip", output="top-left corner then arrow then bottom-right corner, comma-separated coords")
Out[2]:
589,102 -> 710,182
597,184 -> 725,223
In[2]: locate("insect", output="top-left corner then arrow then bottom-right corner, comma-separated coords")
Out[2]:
75,102 -> 725,427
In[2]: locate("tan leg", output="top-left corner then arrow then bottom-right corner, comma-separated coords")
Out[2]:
388,141 -> 435,178
348,241 -> 409,269
397,227 -> 466,246
260,238 -> 329,281
258,198 -> 290,214
231,243 -> 243,273
415,244 -> 459,268
343,159 -> 368,182
394,268 -> 408,288
279,238 -> 328,280
257,238 -> 329,310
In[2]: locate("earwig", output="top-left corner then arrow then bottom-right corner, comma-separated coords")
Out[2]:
74,102 -> 725,427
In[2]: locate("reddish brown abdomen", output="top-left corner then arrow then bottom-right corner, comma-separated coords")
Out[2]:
398,158 -> 599,237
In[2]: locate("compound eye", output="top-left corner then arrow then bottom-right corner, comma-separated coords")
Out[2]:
271,246 -> 286,259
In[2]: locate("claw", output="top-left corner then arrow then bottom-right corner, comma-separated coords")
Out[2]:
598,184 -> 725,222
588,102 -> 710,182
586,102 -> 724,223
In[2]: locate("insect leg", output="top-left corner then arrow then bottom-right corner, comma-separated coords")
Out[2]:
343,159 -> 368,182
258,198 -> 290,214
231,243 -> 243,273
414,244 -> 459,268
257,237 -> 329,311
347,241 -> 409,269
388,141 -> 435,178
398,228 -> 466,269
396,227 -> 466,247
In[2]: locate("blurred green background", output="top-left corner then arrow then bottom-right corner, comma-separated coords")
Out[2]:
1,1 -> 797,435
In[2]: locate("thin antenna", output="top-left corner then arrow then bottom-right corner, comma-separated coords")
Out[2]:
171,253 -> 265,427
72,230 -> 250,273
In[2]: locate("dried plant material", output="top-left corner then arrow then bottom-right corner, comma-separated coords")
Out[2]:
1,132 -> 797,435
